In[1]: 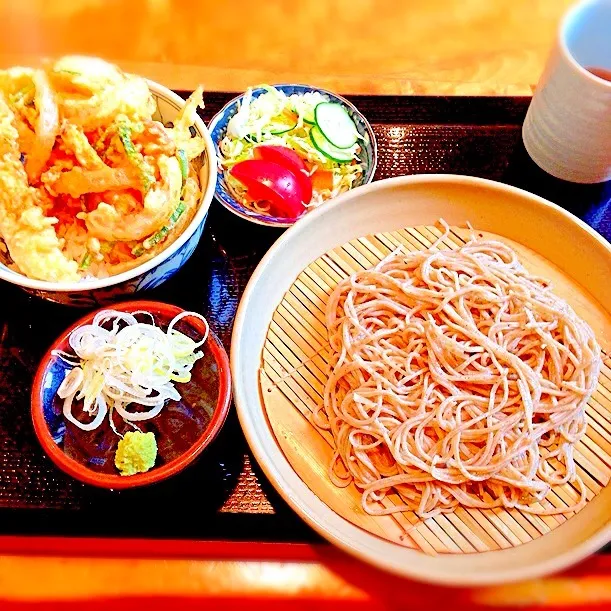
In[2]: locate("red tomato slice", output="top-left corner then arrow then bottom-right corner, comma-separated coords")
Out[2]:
253,145 -> 312,204
230,159 -> 306,218
254,145 -> 306,172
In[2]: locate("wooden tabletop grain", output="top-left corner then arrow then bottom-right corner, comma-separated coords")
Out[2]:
0,0 -> 572,95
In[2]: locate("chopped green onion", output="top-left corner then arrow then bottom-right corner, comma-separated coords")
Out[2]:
177,149 -> 188,183
9,84 -> 34,105
100,241 -> 115,254
143,226 -> 170,250
168,200 -> 186,225
132,201 -> 186,255
79,252 -> 92,270
117,123 -> 154,191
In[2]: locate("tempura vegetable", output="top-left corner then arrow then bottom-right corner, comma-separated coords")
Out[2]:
116,121 -> 155,191
167,85 -> 207,160
25,71 -> 59,182
48,56 -> 155,131
60,122 -> 106,170
0,56 -> 206,281
84,155 -> 182,241
52,166 -> 140,198
0,67 -> 34,99
0,97 -> 78,282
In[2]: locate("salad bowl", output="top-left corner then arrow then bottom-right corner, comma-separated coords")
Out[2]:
208,84 -> 377,228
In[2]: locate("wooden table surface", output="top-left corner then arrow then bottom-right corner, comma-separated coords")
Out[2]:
0,0 -> 572,95
2,0 -> 610,608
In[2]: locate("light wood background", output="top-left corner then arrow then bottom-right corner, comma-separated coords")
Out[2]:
0,0 -> 573,95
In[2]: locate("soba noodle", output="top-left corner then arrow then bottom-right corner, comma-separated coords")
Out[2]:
316,228 -> 601,520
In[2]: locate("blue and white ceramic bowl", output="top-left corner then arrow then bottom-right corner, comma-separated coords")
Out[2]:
208,84 -> 377,228
0,80 -> 217,307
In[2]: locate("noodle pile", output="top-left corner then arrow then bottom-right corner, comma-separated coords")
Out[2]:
316,230 -> 601,520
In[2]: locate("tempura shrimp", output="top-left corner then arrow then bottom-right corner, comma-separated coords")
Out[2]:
0,96 -> 78,282
47,56 -> 156,132
135,120 -> 176,157
84,155 -> 182,242
60,122 -> 106,170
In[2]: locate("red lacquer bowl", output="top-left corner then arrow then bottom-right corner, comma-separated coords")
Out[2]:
31,301 -> 231,489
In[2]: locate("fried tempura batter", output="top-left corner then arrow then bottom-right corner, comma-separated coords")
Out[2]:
0,56 -> 205,282
0,97 -> 78,282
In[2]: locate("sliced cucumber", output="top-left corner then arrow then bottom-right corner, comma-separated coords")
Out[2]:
314,102 -> 358,149
245,114 -> 298,141
300,102 -> 316,125
310,125 -> 355,163
302,107 -> 315,124
267,111 -> 298,135
268,119 -> 298,135
289,91 -> 329,125
291,95 -> 318,124
290,100 -> 315,124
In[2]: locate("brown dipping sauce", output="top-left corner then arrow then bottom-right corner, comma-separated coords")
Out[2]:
586,67 -> 611,82
53,313 -> 220,474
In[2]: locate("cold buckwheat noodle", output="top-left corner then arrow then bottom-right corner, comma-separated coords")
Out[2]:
315,226 -> 601,521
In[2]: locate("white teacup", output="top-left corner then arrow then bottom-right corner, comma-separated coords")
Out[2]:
522,0 -> 611,184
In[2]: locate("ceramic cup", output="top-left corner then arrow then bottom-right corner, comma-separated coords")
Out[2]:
522,0 -> 611,184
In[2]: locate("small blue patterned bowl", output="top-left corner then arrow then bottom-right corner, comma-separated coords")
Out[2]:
0,80 -> 217,308
208,84 -> 377,228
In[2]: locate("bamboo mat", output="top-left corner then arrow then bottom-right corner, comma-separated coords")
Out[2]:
260,225 -> 611,555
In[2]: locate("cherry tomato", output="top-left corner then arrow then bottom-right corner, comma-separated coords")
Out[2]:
230,159 -> 306,218
253,145 -> 312,204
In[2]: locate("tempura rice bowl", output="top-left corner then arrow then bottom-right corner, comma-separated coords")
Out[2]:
0,80 -> 217,307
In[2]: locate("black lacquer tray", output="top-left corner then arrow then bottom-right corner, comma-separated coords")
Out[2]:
0,94 -> 608,546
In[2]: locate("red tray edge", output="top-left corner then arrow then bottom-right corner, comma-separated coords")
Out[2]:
0,535 -> 324,560
0,534 -> 607,569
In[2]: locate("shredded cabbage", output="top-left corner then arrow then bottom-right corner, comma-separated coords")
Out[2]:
54,309 -> 208,433
220,85 -> 364,209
